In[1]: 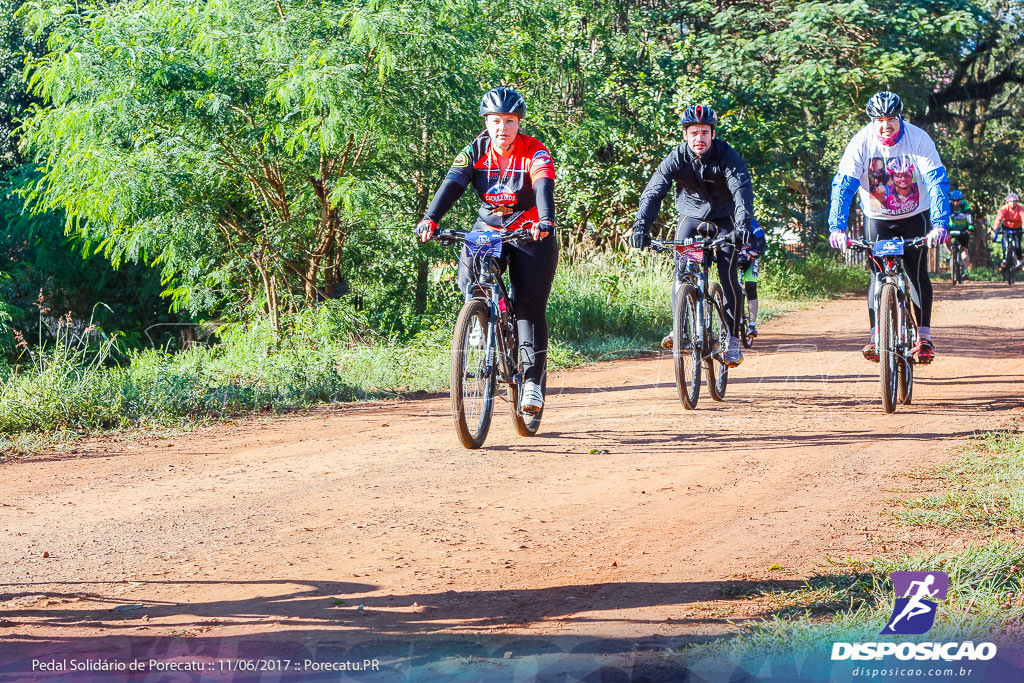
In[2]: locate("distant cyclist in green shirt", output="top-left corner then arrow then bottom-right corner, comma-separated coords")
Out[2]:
947,189 -> 974,279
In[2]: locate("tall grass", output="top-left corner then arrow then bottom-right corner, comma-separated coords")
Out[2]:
0,252 -> 867,443
759,250 -> 870,299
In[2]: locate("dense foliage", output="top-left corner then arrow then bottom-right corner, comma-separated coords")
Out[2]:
2,0 -> 1023,346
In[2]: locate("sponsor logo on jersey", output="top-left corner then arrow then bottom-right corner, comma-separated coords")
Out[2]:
485,183 -> 517,207
452,151 -> 470,168
532,149 -> 553,166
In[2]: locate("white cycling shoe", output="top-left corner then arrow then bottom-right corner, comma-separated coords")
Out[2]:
468,319 -> 485,349
520,380 -> 544,413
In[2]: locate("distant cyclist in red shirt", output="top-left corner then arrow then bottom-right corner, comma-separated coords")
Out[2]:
992,192 -> 1024,270
415,88 -> 557,413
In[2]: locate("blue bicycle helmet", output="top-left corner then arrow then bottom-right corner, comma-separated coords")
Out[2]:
950,189 -> 963,201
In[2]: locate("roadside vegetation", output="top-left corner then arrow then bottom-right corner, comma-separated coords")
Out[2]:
0,252 -> 867,450
692,431 -> 1024,667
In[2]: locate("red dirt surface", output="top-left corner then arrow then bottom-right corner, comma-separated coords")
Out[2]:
2,282 -> 1022,678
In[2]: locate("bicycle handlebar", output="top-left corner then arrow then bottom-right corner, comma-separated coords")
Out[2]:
430,226 -> 546,247
650,235 -> 732,253
846,236 -> 929,251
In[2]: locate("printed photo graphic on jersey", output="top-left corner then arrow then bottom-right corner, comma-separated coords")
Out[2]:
882,571 -> 948,635
868,155 -> 920,216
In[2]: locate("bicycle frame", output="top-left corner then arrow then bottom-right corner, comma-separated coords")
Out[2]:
850,237 -> 925,364
654,236 -> 731,356
1002,230 -> 1022,264
437,228 -> 532,389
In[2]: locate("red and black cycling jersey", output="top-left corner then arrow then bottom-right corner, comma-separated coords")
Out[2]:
994,203 -> 1024,231
428,132 -> 556,230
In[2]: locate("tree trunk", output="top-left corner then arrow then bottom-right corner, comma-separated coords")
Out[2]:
253,250 -> 280,337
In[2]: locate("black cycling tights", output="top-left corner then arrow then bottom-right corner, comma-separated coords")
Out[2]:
457,232 -> 558,385
865,212 -> 932,328
674,216 -> 741,337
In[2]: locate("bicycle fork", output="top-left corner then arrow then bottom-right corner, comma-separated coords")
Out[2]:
891,279 -> 914,364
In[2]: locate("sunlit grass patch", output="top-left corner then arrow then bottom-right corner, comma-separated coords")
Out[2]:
896,431 -> 1024,530
698,538 -> 1024,662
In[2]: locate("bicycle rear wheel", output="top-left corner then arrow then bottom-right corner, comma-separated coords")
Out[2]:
878,284 -> 899,414
674,283 -> 701,410
705,283 -> 729,402
736,282 -> 752,348
451,298 -> 496,449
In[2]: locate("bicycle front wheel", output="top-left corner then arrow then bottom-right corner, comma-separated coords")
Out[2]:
450,299 -> 496,449
705,283 -> 729,402
951,251 -> 962,285
898,311 -> 915,406
878,284 -> 900,414
674,283 -> 701,410
510,374 -> 545,437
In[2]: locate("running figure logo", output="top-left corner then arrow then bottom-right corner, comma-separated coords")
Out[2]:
883,571 -> 949,635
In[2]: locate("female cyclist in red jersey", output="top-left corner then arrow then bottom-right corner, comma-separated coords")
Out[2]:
992,192 -> 1024,270
415,88 -> 557,413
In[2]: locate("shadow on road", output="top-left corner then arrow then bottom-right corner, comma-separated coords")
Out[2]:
1,578 -> 791,634
0,577 -> 817,680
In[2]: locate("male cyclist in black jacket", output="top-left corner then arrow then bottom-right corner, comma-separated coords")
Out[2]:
627,104 -> 754,367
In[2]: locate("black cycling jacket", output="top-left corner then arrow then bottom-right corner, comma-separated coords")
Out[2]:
635,137 -> 754,233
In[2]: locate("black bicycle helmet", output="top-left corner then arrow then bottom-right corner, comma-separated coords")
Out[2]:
865,91 -> 903,119
681,104 -> 718,129
479,87 -> 527,118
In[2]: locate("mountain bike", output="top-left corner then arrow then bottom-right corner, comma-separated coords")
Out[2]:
948,232 -> 967,285
651,234 -> 731,410
847,236 -> 927,414
1001,229 -> 1021,286
431,227 -> 544,449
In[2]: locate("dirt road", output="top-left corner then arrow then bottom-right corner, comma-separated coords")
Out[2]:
2,282 -> 1023,678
